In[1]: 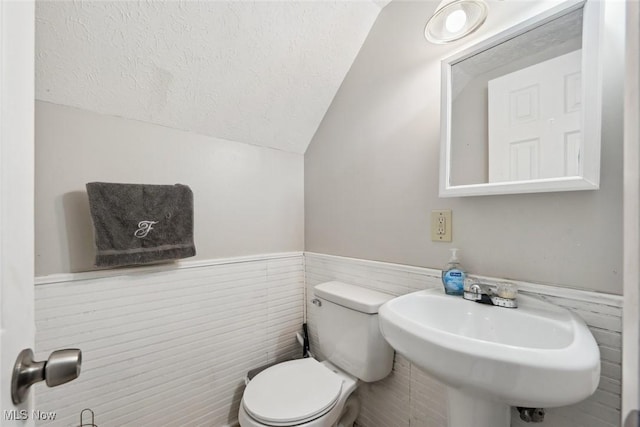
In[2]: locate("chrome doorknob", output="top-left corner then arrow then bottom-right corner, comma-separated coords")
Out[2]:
11,348 -> 82,404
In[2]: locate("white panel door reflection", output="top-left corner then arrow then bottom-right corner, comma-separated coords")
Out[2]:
488,50 -> 581,182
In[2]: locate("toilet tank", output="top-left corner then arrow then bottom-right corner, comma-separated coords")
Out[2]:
313,281 -> 395,382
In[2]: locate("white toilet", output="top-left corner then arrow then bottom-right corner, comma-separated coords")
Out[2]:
238,281 -> 395,427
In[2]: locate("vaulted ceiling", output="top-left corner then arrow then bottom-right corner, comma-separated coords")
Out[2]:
36,1 -> 388,154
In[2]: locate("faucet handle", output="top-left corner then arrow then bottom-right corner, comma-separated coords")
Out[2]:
496,282 -> 518,299
463,278 -> 485,301
463,277 -> 479,292
469,284 -> 483,294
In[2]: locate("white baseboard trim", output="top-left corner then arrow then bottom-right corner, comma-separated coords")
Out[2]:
36,251 -> 303,285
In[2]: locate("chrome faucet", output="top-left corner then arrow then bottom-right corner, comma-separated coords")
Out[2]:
463,280 -> 518,308
466,283 -> 492,299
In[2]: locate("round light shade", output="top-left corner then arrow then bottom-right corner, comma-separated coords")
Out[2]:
425,0 -> 488,44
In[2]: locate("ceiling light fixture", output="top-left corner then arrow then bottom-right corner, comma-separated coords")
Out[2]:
425,0 -> 488,44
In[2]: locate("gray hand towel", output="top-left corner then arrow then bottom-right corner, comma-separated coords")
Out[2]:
86,182 -> 196,268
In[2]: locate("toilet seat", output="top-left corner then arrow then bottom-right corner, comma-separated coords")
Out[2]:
242,358 -> 344,426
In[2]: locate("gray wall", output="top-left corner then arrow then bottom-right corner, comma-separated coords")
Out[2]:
36,101 -> 304,276
305,1 -> 624,294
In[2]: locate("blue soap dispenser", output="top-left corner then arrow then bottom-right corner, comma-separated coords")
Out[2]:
442,248 -> 466,295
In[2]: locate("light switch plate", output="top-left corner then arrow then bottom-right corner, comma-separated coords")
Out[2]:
431,209 -> 452,242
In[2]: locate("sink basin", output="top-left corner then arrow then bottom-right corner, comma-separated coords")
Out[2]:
378,288 -> 600,427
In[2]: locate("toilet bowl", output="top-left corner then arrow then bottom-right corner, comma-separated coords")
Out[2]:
238,358 -> 358,427
238,281 -> 395,427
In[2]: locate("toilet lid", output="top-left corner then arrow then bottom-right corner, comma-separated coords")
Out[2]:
243,358 -> 343,426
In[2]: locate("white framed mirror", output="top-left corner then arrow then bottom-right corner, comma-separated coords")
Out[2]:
439,0 -> 604,197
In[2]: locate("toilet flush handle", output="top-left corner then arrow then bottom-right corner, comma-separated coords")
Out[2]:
312,298 -> 322,307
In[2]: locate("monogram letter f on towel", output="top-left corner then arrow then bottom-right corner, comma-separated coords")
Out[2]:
86,182 -> 196,268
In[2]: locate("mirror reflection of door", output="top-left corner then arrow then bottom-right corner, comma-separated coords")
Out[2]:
487,49 -> 582,182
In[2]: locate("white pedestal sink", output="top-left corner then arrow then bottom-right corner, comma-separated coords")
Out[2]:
378,288 -> 600,427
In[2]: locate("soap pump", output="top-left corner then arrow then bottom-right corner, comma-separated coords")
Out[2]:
441,248 -> 466,295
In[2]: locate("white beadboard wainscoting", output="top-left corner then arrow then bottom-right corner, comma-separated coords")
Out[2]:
34,253 -> 304,427
35,251 -> 622,427
305,252 -> 623,427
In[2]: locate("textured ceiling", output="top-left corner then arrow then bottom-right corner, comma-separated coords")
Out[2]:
453,7 -> 582,78
36,1 -> 386,154
451,6 -> 582,98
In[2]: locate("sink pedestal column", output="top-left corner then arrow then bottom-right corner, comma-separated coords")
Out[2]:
447,387 -> 510,427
